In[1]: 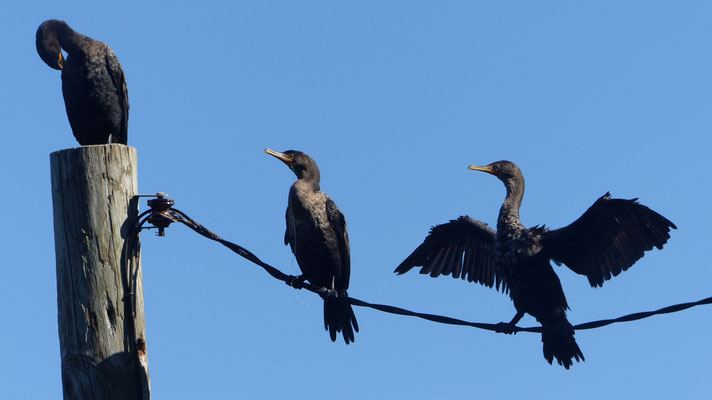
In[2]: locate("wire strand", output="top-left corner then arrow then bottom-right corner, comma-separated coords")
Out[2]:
134,207 -> 711,335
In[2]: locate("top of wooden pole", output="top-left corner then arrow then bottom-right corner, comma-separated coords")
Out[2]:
51,144 -> 149,400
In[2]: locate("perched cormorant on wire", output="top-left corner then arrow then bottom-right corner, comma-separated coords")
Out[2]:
36,19 -> 129,145
265,148 -> 359,344
395,161 -> 676,368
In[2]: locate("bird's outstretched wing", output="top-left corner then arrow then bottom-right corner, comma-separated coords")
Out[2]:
395,216 -> 505,292
541,193 -> 676,287
326,198 -> 351,291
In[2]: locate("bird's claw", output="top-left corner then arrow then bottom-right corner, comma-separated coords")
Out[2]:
317,287 -> 338,300
286,275 -> 305,289
495,322 -> 517,335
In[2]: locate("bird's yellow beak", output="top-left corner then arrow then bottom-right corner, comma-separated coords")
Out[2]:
264,148 -> 293,166
468,164 -> 496,175
58,52 -> 64,70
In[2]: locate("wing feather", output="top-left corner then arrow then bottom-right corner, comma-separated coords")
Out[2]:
104,49 -> 129,144
395,216 -> 504,292
542,193 -> 676,287
326,198 -> 350,291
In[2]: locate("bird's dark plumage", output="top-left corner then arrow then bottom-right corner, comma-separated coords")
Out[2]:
542,193 -> 675,287
266,148 -> 358,344
36,19 -> 129,145
396,160 -> 675,368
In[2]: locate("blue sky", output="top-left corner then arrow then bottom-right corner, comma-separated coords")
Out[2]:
2,1 -> 711,398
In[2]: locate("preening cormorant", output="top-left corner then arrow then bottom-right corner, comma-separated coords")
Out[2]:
395,161 -> 676,368
36,19 -> 129,145
265,148 -> 358,344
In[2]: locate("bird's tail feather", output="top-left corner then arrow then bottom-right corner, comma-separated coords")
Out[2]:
324,296 -> 359,344
542,320 -> 584,369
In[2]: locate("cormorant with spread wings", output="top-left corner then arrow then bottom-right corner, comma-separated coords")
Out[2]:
395,161 -> 675,368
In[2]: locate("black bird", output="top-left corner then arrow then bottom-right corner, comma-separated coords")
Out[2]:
36,19 -> 129,145
395,161 -> 675,368
265,148 -> 358,344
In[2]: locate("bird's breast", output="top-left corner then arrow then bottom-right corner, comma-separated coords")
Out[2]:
287,186 -> 341,285
289,185 -> 329,225
494,229 -> 543,265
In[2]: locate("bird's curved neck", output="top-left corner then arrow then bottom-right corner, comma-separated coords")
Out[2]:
52,22 -> 86,54
497,177 -> 525,233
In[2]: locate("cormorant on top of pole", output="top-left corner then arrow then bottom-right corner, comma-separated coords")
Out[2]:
37,19 -> 129,146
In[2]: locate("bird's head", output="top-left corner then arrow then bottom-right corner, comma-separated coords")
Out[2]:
469,160 -> 520,181
265,148 -> 321,183
469,160 -> 524,195
36,19 -> 69,70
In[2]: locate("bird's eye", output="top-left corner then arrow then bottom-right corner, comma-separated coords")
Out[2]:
493,164 -> 500,171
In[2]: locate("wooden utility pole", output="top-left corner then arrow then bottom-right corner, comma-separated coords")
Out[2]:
50,145 -> 150,400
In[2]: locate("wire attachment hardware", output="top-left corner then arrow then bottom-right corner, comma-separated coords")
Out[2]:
134,192 -> 175,236
147,193 -> 175,236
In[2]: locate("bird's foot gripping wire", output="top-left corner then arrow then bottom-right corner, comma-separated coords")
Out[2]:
495,322 -> 518,335
317,287 -> 338,300
286,274 -> 306,289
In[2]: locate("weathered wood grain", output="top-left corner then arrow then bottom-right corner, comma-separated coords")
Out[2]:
50,145 -> 150,400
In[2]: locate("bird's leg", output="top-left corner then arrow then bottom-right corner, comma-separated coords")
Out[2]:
495,311 -> 524,335
317,276 -> 338,300
286,274 -> 306,289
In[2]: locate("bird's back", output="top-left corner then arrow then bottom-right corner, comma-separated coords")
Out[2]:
62,40 -> 128,145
